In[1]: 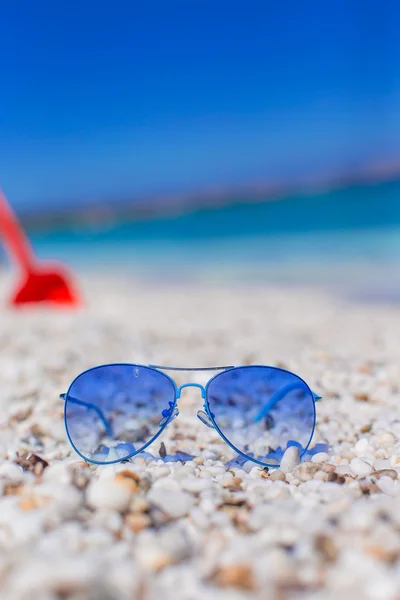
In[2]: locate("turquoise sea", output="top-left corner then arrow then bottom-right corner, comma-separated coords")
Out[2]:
29,178 -> 400,299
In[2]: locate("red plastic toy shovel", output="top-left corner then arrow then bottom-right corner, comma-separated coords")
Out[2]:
0,190 -> 81,307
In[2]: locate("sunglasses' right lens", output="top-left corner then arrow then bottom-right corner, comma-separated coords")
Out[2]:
65,364 -> 176,463
206,366 -> 315,466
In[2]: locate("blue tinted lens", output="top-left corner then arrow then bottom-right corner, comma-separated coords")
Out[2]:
206,366 -> 315,466
65,365 -> 176,464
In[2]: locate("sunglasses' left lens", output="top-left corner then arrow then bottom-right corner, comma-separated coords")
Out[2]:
206,366 -> 316,467
65,365 -> 176,463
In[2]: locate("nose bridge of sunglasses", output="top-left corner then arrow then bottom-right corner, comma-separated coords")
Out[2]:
176,382 -> 206,399
158,383 -> 207,427
175,383 -> 215,428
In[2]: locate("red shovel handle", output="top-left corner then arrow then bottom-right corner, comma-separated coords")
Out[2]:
0,190 -> 82,307
0,190 -> 35,272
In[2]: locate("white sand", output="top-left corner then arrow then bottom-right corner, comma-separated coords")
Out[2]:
0,274 -> 399,599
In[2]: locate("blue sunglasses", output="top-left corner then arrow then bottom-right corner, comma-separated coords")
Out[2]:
61,364 -> 322,468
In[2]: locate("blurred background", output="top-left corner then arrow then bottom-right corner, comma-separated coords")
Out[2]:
1,0 -> 400,298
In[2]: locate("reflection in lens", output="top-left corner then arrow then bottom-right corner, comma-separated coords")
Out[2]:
206,366 -> 315,466
65,365 -> 176,463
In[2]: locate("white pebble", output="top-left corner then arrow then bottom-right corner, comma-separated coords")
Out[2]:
374,458 -> 391,470
335,465 -> 352,476
311,452 -> 329,464
180,478 -> 213,493
147,488 -> 194,518
378,432 -> 396,447
354,438 -> 370,456
269,469 -> 286,482
350,458 -> 373,477
0,462 -> 24,482
152,466 -> 171,478
280,447 -> 300,474
375,477 -> 400,497
42,463 -> 71,484
86,477 -> 134,512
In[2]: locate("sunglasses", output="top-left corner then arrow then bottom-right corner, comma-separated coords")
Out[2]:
60,364 -> 322,467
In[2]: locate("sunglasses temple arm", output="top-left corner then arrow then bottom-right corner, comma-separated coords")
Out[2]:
253,383 -> 322,423
59,393 -> 113,436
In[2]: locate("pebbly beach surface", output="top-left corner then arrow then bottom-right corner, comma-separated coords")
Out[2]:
0,274 -> 399,600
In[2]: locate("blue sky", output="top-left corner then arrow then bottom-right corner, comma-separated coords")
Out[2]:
1,0 -> 400,209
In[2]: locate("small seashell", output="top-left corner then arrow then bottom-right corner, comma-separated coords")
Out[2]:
14,453 -> 49,476
159,442 -> 167,459
371,469 -> 398,480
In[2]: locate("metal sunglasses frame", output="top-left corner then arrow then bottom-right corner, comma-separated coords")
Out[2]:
61,363 -> 322,467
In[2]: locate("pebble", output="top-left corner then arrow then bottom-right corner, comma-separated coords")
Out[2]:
0,462 -> 24,482
280,446 -> 300,474
126,512 -> 152,532
292,462 -> 320,482
378,432 -> 396,447
335,465 -> 353,476
350,458 -> 373,477
136,545 -> 175,571
354,439 -> 371,456
311,452 -> 330,464
86,476 -> 135,512
375,477 -> 400,497
269,469 -> 286,482
153,466 -> 171,478
147,488 -> 195,518
180,477 -> 213,493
